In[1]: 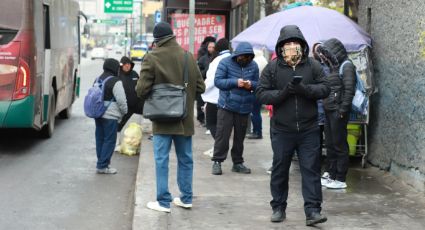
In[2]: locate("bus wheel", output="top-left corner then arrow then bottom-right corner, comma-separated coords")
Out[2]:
59,105 -> 72,119
41,93 -> 56,138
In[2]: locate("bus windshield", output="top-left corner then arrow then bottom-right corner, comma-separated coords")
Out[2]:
0,0 -> 24,30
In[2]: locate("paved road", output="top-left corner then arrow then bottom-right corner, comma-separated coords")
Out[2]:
0,56 -> 139,230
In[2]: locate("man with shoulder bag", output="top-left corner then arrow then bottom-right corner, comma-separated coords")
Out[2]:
136,22 -> 205,213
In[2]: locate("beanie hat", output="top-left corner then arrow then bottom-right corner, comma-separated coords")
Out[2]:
120,56 -> 135,69
103,58 -> 120,76
153,22 -> 173,42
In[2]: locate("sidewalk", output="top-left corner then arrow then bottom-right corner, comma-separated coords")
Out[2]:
132,114 -> 425,230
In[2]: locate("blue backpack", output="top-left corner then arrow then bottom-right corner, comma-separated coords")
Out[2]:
84,76 -> 114,118
339,60 -> 368,115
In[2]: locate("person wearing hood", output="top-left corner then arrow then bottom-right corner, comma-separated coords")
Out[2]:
201,38 -> 231,156
135,22 -> 205,213
313,39 -> 356,190
95,58 -> 128,174
256,25 -> 330,225
114,56 -> 143,152
211,41 -> 259,175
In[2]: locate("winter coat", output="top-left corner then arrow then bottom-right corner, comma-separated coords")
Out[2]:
255,25 -> 330,132
118,59 -> 143,114
197,53 -> 213,80
99,58 -> 128,121
214,42 -> 259,115
135,36 -> 205,136
202,50 -> 231,104
322,38 -> 356,115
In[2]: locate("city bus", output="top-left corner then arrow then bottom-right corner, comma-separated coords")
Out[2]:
0,0 -> 81,137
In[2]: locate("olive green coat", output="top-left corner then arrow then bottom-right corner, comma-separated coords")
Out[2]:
136,36 -> 205,136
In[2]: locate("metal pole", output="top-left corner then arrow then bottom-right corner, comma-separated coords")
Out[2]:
188,0 -> 195,53
140,2 -> 143,36
248,0 -> 255,26
344,0 -> 350,17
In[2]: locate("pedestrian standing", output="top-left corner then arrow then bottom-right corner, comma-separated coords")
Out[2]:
211,42 -> 259,175
256,25 -> 330,226
115,56 -> 143,152
136,22 -> 205,213
95,58 -> 128,174
201,38 -> 231,156
246,49 -> 269,140
314,38 -> 356,189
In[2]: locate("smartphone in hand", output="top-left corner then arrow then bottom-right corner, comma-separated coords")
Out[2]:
292,76 -> 303,85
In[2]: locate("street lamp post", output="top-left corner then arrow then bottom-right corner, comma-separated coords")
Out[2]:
188,0 -> 195,54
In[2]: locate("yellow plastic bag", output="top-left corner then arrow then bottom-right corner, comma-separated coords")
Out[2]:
120,122 -> 142,156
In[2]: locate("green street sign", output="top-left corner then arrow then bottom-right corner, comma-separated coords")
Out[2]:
93,19 -> 123,25
104,0 -> 133,14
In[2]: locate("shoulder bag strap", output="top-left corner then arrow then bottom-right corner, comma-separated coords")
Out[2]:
183,51 -> 188,88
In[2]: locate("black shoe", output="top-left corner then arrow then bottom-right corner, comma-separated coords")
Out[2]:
271,210 -> 286,222
232,163 -> 251,174
212,162 -> 222,175
306,212 -> 327,226
246,133 -> 263,139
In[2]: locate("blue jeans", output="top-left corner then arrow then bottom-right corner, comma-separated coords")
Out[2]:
95,118 -> 118,169
251,100 -> 262,136
153,134 -> 193,208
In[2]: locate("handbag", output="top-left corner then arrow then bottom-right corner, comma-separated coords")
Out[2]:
143,52 -> 188,122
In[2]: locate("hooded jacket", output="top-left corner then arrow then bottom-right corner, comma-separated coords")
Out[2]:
214,42 -> 259,114
119,56 -> 143,114
98,58 -> 128,121
136,36 -> 205,136
321,38 -> 356,114
255,25 -> 330,132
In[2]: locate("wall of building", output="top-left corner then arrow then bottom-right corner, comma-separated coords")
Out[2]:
357,0 -> 425,191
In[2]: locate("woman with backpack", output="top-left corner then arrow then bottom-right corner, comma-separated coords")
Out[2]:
313,38 -> 356,189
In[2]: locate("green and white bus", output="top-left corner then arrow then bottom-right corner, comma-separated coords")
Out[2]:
0,0 -> 81,137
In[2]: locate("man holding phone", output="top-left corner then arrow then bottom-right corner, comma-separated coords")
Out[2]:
256,25 -> 330,226
211,41 -> 259,175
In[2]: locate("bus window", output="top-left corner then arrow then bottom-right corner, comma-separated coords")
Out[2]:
0,0 -> 23,45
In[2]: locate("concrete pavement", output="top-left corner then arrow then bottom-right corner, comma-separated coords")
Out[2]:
132,113 -> 425,230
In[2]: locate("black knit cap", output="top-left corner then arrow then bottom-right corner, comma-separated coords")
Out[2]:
153,22 -> 173,41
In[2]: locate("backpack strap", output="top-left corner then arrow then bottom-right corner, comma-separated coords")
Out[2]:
338,60 -> 352,78
270,60 -> 278,88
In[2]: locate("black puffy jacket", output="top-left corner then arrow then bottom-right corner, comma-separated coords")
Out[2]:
118,57 -> 143,113
256,25 -> 330,132
322,38 -> 356,115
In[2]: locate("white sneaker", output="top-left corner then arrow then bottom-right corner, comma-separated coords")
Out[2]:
114,145 -> 121,153
172,197 -> 192,209
203,147 -> 214,157
321,172 -> 331,186
321,178 -> 333,187
205,129 -> 211,135
147,201 -> 171,213
325,180 -> 347,189
96,167 -> 118,174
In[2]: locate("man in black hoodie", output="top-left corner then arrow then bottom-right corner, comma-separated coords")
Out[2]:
115,56 -> 143,151
256,25 -> 330,225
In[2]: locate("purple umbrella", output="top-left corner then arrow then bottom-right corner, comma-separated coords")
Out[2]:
231,6 -> 371,52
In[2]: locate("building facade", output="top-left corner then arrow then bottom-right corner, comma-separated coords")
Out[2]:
358,0 -> 425,191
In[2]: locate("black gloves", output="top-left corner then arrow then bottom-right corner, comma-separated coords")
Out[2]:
288,82 -> 308,96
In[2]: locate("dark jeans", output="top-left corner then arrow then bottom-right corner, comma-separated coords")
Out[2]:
95,118 -> 118,169
212,108 -> 248,164
251,100 -> 262,136
196,95 -> 205,123
205,102 -> 218,139
324,110 -> 350,182
270,127 -> 322,217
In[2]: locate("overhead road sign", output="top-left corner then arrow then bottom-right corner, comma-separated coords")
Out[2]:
104,0 -> 133,14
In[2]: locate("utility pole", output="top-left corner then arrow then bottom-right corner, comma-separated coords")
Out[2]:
188,0 -> 195,54
344,0 -> 350,17
140,2 -> 143,36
